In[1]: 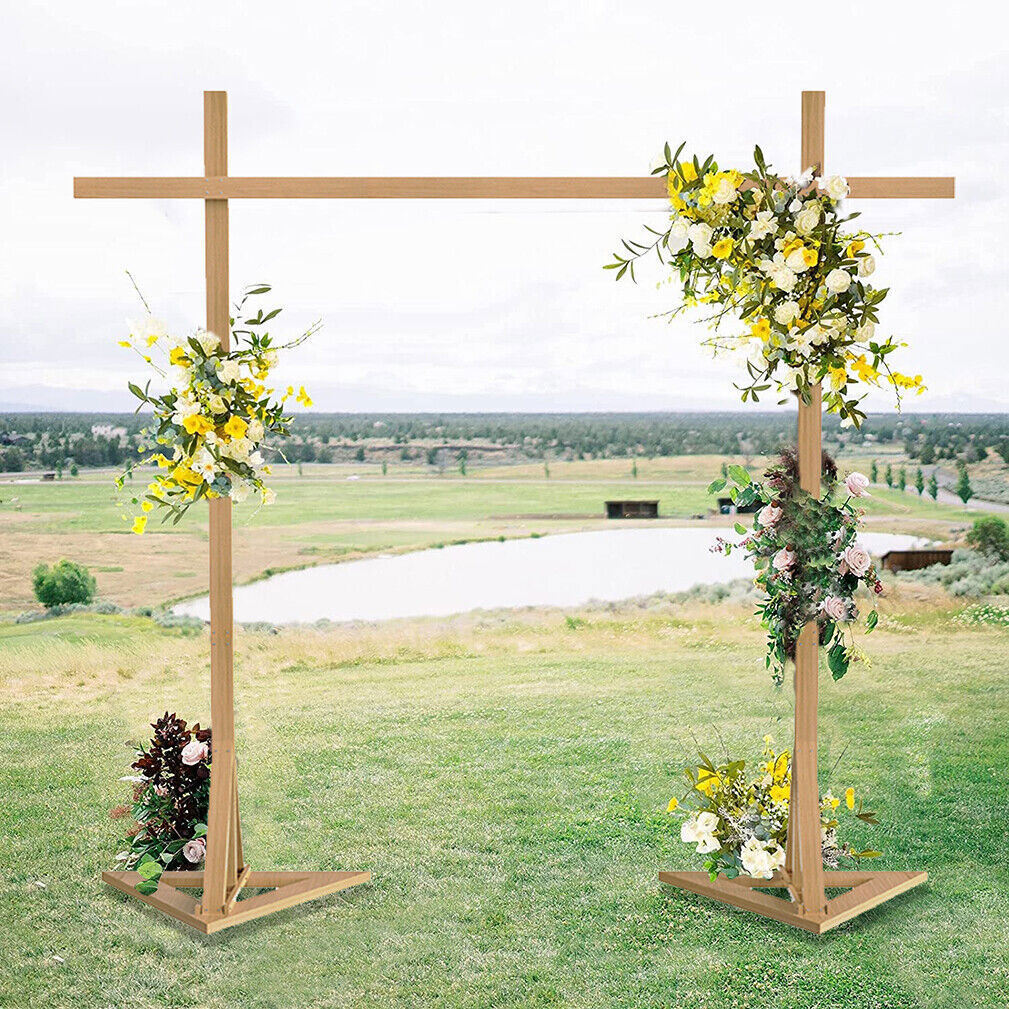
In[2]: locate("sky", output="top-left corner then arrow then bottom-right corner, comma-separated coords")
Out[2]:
2,0 -> 1007,415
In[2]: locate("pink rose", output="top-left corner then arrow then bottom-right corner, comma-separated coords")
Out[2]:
758,503 -> 783,527
843,543 -> 871,577
844,472 -> 871,497
822,595 -> 851,622
180,740 -> 208,766
773,547 -> 796,572
182,837 -> 206,863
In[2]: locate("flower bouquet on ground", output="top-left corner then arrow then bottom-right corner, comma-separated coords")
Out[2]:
668,736 -> 880,881
710,449 -> 881,684
111,713 -> 212,895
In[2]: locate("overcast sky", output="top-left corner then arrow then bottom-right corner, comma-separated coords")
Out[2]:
2,1 -> 1007,414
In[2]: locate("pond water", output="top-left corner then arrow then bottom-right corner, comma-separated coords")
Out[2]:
173,528 -> 928,625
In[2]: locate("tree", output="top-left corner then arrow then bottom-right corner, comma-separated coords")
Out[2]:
869,459 -> 878,483
914,467 -> 924,496
32,559 -> 96,608
381,460 -> 388,476
966,516 -> 1009,562
955,462 -> 973,506
927,473 -> 938,500
355,447 -> 365,462
884,463 -> 893,488
897,467 -> 906,492
631,460 -> 638,479
544,461 -> 550,479
70,462 -> 79,477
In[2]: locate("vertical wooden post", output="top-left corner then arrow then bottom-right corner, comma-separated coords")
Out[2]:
788,91 -> 827,916
202,90 -> 238,915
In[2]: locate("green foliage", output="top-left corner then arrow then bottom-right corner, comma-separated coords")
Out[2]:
966,516 -> 1009,562
914,466 -> 924,495
31,559 -> 96,608
884,463 -> 893,487
897,467 -> 906,492
928,472 -> 939,500
869,459 -> 878,482
956,462 -> 973,505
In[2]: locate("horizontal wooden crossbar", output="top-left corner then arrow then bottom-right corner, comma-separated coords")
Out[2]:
73,175 -> 955,200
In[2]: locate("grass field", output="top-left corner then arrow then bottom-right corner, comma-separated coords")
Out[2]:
0,457 -> 976,610
2,590 -> 1007,1009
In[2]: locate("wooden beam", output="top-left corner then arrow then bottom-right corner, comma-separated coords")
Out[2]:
202,89 -> 238,916
73,174 -> 955,201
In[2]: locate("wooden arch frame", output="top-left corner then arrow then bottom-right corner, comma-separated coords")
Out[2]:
76,90 -> 953,934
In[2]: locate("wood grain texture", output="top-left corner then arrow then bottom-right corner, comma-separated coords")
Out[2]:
73,174 -> 955,201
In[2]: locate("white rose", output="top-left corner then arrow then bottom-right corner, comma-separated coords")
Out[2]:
770,264 -> 797,292
740,839 -> 776,879
695,834 -> 720,854
711,177 -> 738,205
773,301 -> 799,326
843,542 -> 872,577
127,315 -> 169,344
182,838 -> 207,863
857,321 -> 876,342
246,419 -> 264,443
784,248 -> 810,273
825,268 -> 852,294
217,358 -> 240,385
844,472 -> 871,497
262,487 -> 277,505
794,204 -> 820,236
230,480 -> 251,504
688,222 -> 713,255
788,198 -> 803,213
818,174 -> 850,201
196,330 -> 221,355
758,503 -> 783,527
858,254 -> 876,277
667,218 -> 691,254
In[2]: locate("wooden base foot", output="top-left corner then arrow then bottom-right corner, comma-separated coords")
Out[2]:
658,868 -> 927,934
102,868 -> 371,934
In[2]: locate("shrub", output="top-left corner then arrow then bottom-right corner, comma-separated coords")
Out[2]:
898,548 -> 1009,597
31,559 -> 96,608
966,516 -> 1009,562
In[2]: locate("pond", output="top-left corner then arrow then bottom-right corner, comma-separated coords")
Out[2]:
172,528 -> 929,625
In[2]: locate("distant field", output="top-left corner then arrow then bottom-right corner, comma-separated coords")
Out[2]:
1,594 -> 1007,1008
0,457 -> 982,611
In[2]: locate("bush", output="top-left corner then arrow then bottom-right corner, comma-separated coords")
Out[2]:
966,516 -> 1009,561
31,559 -> 96,608
898,548 -> 1009,597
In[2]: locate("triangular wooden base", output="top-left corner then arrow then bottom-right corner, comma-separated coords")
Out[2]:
659,869 -> 927,934
102,868 -> 371,935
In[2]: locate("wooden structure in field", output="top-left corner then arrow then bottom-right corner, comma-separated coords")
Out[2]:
881,548 -> 954,573
75,90 -> 953,934
606,500 -> 659,519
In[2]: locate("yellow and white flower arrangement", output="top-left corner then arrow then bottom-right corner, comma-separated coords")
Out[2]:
608,145 -> 924,427
116,282 -> 318,532
668,736 -> 881,881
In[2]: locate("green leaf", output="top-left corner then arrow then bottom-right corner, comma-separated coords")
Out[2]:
727,464 -> 751,486
866,610 -> 878,632
137,858 -> 162,881
136,879 -> 159,896
827,641 -> 849,681
707,477 -> 727,494
734,522 -> 747,535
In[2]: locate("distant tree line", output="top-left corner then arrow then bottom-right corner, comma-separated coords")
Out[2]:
2,410 -> 1009,471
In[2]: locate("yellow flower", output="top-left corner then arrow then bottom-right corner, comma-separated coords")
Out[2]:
782,237 -> 804,258
223,415 -> 248,439
131,515 -> 147,535
846,239 -> 865,259
680,161 -> 697,182
711,238 -> 734,259
801,247 -> 818,268
696,769 -> 719,796
296,385 -> 313,407
750,318 -> 771,341
172,464 -> 201,486
773,751 -> 789,781
118,340 -> 131,348
141,500 -> 153,513
146,334 -> 159,347
769,783 -> 790,804
850,354 -> 879,384
182,414 -> 214,435
169,347 -> 190,366
828,365 -> 848,390
845,787 -> 855,810
667,797 -> 679,812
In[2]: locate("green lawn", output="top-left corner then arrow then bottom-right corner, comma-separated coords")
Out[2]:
2,601 -> 1007,1008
